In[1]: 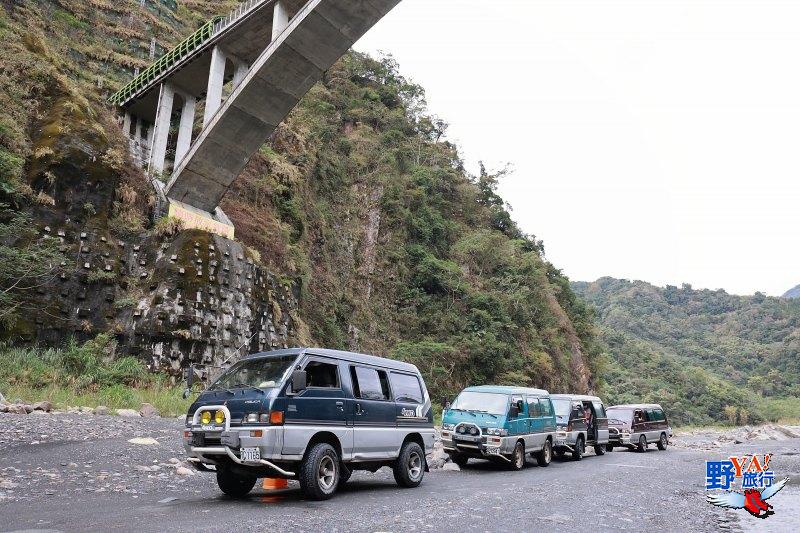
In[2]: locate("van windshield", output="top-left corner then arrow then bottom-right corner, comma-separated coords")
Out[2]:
210,355 -> 297,391
552,399 -> 572,420
607,408 -> 633,424
450,392 -> 508,415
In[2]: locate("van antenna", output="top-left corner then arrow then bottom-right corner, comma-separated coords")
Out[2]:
220,329 -> 260,368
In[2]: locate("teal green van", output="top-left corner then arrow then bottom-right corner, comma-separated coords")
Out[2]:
441,385 -> 557,470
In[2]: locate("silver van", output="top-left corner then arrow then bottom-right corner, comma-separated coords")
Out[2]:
183,348 -> 435,500
550,394 -> 610,459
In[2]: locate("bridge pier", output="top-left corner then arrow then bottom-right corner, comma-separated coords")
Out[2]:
203,46 -> 227,128
148,83 -> 176,175
175,93 -> 197,166
273,1 -> 290,39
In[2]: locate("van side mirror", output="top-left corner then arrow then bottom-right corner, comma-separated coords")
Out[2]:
183,365 -> 197,399
291,370 -> 307,393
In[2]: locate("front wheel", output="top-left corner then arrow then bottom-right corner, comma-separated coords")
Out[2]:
594,444 -> 606,456
508,441 -> 525,470
299,443 -> 340,500
394,441 -> 426,488
606,443 -> 614,452
637,435 -> 648,453
536,439 -> 552,467
572,436 -> 585,461
216,468 -> 257,498
657,433 -> 668,451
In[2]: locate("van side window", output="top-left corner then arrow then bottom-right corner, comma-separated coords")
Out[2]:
539,398 -> 553,417
653,409 -> 665,421
634,410 -> 644,422
305,360 -> 340,388
645,408 -> 656,421
350,366 -> 390,400
389,373 -> 423,403
527,397 -> 541,417
592,401 -> 606,418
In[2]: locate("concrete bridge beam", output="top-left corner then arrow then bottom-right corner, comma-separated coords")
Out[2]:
174,93 -> 197,166
148,82 -> 176,175
203,46 -> 227,128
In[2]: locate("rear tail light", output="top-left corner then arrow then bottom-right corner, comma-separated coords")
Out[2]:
269,410 -> 284,425
250,430 -> 263,438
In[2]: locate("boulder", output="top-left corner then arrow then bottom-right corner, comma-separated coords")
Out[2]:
139,403 -> 160,418
175,466 -> 193,476
6,404 -> 28,415
116,408 -> 141,418
94,406 -> 110,416
32,401 -> 53,413
441,462 -> 461,472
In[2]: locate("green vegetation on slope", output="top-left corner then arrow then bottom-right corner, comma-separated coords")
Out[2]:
224,54 -> 603,398
574,278 -> 800,425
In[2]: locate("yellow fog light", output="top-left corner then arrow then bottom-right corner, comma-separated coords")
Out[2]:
215,410 -> 225,424
200,411 -> 211,425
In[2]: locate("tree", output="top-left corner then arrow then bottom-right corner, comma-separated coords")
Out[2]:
0,205 -> 68,327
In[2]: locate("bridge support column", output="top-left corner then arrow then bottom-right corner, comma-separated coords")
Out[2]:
203,46 -> 227,128
232,59 -> 249,89
174,93 -> 196,166
272,1 -> 290,40
148,82 -> 175,175
122,112 -> 132,137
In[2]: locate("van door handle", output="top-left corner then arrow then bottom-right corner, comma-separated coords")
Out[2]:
336,401 -> 344,411
355,403 -> 364,415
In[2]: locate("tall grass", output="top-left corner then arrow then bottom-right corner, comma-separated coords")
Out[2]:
0,336 -> 191,416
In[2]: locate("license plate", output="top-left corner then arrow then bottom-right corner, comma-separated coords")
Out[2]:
485,446 -> 501,455
241,447 -> 261,462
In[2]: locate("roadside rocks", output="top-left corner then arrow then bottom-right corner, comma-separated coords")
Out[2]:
139,403 -> 160,418
32,401 -> 53,413
674,423 -> 800,450
94,406 -> 110,415
116,409 -> 141,418
5,404 -> 29,415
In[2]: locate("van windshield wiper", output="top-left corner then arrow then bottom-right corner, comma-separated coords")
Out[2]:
449,407 -> 477,417
227,383 -> 264,394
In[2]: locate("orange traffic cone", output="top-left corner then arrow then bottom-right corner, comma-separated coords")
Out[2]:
263,478 -> 288,490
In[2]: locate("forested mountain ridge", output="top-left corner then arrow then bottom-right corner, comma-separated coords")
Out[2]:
0,1 -> 601,400
783,284 -> 800,299
574,277 -> 800,425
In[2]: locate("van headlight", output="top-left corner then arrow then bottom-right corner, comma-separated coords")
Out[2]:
245,413 -> 259,424
442,423 -> 455,431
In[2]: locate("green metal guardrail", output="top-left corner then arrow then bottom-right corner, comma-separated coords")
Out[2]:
109,16 -> 224,106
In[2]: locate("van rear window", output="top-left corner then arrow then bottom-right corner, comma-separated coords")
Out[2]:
390,373 -> 424,404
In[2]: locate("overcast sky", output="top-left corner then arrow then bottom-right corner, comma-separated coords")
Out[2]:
356,0 -> 800,296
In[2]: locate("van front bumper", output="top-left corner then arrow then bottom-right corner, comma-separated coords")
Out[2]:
184,426 -> 286,465
441,431 -> 512,457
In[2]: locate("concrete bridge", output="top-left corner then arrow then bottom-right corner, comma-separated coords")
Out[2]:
114,0 -> 400,237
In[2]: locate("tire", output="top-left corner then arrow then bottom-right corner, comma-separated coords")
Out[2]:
657,433 -> 668,451
637,435 -> 648,453
394,441 -> 426,488
536,439 -> 552,467
450,453 -> 469,468
594,443 -> 606,456
216,468 -> 257,498
606,443 -> 614,452
572,436 -> 585,461
506,441 -> 525,470
299,443 -> 340,500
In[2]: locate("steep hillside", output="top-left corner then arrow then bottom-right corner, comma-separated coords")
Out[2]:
0,1 -> 601,399
574,278 -> 800,425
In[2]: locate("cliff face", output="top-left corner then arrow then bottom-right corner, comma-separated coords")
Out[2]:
1,1 -> 601,397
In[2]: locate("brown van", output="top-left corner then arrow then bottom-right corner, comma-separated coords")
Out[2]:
606,404 -> 672,452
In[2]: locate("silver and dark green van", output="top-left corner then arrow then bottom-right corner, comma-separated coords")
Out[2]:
183,348 -> 435,500
441,386 -> 557,470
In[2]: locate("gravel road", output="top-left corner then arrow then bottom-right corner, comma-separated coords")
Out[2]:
1,413 -> 798,532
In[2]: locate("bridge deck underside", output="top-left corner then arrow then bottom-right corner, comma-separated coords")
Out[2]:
165,0 -> 401,213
